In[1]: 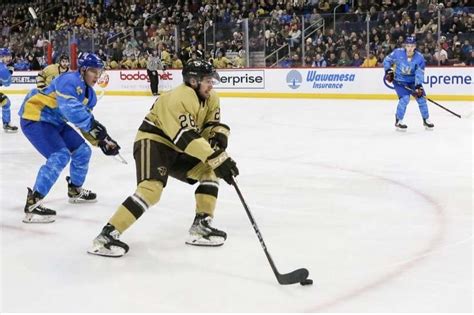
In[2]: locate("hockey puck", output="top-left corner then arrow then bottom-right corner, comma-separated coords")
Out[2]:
300,279 -> 313,286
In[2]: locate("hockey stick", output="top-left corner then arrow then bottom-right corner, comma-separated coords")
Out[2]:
402,85 -> 462,119
230,177 -> 310,285
114,153 -> 128,164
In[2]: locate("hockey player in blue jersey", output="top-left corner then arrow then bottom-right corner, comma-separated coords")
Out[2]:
18,53 -> 121,223
0,48 -> 19,133
383,36 -> 434,131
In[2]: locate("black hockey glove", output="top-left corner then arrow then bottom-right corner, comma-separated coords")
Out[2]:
88,119 -> 108,141
207,149 -> 239,184
209,123 -> 230,150
98,135 -> 121,156
385,69 -> 394,83
7,66 -> 14,74
414,84 -> 424,98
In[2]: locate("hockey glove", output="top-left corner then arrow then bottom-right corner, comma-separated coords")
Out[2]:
209,123 -> 230,150
414,84 -> 424,98
88,120 -> 108,141
7,66 -> 14,74
207,149 -> 239,184
98,135 -> 121,156
385,69 -> 394,83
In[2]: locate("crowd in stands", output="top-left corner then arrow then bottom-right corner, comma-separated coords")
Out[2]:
0,0 -> 472,71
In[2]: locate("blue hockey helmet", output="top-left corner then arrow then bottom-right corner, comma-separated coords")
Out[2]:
404,36 -> 416,45
78,53 -> 104,70
0,47 -> 12,57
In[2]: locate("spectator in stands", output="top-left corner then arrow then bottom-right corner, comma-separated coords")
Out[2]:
361,51 -> 377,67
351,52 -> 363,67
326,52 -> 338,67
171,53 -> 183,69
1,0 -> 472,70
213,51 -> 232,69
14,56 -> 30,71
158,42 -> 171,68
279,56 -> 292,68
318,0 -> 331,14
312,53 -> 327,67
337,50 -> 352,67
287,24 -> 302,48
422,47 -> 434,65
433,47 -> 449,65
232,50 -> 245,68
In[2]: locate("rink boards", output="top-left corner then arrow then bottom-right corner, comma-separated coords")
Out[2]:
3,67 -> 473,101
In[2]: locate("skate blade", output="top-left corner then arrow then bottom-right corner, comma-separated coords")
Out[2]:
87,245 -> 126,257
68,198 -> 98,204
424,126 -> 434,131
23,213 -> 55,223
185,235 -> 225,247
4,129 -> 18,134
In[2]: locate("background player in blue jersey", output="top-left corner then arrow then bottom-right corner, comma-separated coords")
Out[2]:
383,36 -> 434,131
18,53 -> 121,223
0,48 -> 18,133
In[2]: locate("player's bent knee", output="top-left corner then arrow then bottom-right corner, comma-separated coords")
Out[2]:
72,142 -> 92,162
136,180 -> 163,207
49,148 -> 71,169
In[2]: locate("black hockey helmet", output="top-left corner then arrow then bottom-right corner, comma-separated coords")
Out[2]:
59,54 -> 69,61
182,59 -> 219,84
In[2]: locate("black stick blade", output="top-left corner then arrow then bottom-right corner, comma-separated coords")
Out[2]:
277,268 -> 309,285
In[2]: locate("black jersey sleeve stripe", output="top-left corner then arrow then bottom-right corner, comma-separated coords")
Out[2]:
175,128 -> 201,151
138,120 -> 173,142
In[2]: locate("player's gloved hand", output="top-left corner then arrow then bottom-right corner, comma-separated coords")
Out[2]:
385,69 -> 394,83
414,84 -> 424,98
209,123 -> 230,150
98,135 -> 121,156
206,149 -> 239,184
7,66 -> 14,74
88,119 -> 108,141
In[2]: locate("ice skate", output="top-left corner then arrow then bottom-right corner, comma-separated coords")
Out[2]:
67,176 -> 97,203
87,224 -> 129,257
3,123 -> 18,133
423,118 -> 434,130
186,213 -> 227,247
23,188 -> 56,223
395,116 -> 407,132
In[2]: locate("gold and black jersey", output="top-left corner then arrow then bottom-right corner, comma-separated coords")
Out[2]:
136,84 -> 221,163
37,64 -> 69,89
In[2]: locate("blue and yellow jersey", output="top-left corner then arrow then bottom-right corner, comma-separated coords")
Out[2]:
0,61 -> 12,87
383,48 -> 425,85
18,71 -> 97,131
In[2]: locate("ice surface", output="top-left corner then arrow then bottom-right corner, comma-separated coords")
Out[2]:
1,94 -> 472,312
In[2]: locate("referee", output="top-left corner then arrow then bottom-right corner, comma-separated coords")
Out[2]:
146,49 -> 163,96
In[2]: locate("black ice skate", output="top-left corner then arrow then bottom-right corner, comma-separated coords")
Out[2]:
395,116 -> 407,131
23,188 -> 56,223
66,176 -> 97,203
185,213 -> 227,247
423,118 -> 434,130
87,224 -> 129,257
3,123 -> 18,133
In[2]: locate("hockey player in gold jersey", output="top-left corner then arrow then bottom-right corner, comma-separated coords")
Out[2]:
88,60 -> 239,257
36,54 -> 70,89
